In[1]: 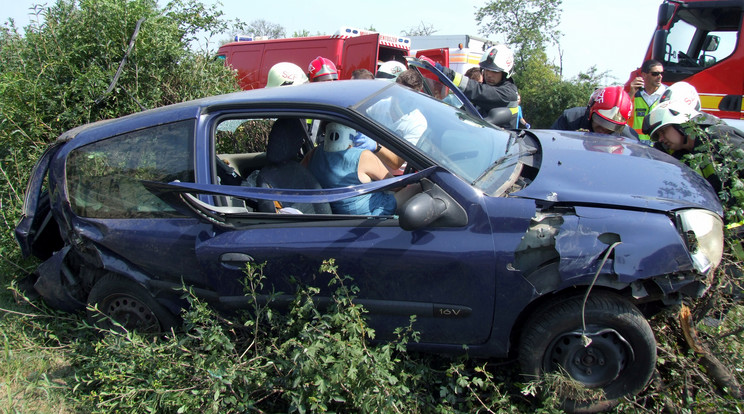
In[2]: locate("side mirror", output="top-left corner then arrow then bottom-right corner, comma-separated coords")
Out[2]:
703,34 -> 720,52
657,2 -> 675,26
399,192 -> 447,231
485,107 -> 515,129
652,29 -> 669,62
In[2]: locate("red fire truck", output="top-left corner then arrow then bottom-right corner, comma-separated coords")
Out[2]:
216,27 -> 411,90
628,0 -> 744,129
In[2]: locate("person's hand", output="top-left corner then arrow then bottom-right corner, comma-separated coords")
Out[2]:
630,76 -> 644,92
419,55 -> 436,67
524,122 -> 531,129
353,132 -> 377,151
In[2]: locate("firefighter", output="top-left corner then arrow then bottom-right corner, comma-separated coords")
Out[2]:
308,56 -> 339,82
628,59 -> 667,144
551,86 -> 638,140
265,62 -> 308,87
643,100 -> 739,196
431,44 -> 519,120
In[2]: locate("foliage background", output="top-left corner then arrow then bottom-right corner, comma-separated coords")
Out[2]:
1,0 -> 743,412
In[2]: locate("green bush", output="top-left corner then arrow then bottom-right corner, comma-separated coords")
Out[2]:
68,261 -> 526,413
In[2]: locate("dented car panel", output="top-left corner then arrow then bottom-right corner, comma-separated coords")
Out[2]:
16,79 -> 724,362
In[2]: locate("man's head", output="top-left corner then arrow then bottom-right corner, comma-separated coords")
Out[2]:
395,69 -> 423,91
308,56 -> 338,82
479,44 -> 514,85
659,81 -> 701,111
266,62 -> 308,87
464,66 -> 482,82
640,59 -> 664,93
351,69 -> 374,80
323,123 -> 356,152
587,86 -> 633,134
376,61 -> 407,80
642,100 -> 702,150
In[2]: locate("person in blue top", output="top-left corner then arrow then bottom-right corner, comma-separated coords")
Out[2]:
305,122 -> 418,215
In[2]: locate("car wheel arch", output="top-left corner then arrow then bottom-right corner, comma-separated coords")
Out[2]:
507,280 -> 639,358
516,291 -> 656,411
87,272 -> 180,333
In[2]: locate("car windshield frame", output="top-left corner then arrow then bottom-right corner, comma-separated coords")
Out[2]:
353,85 -> 517,192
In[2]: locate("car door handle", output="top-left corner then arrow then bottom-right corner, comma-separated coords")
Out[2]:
219,253 -> 254,269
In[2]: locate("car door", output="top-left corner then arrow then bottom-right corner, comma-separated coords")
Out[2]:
152,168 -> 500,346
59,119 -> 209,286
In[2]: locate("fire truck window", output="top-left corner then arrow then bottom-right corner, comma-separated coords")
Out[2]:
665,8 -> 739,71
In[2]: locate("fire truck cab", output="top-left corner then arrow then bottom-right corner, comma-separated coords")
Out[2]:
630,0 -> 744,129
217,27 -> 411,90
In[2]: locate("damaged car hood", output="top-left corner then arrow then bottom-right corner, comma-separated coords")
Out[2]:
514,131 -> 723,215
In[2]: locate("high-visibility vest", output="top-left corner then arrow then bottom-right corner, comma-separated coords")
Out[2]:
631,92 -> 660,144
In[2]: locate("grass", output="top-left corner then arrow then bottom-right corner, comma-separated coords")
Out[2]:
1,262 -> 744,413
0,289 -> 77,413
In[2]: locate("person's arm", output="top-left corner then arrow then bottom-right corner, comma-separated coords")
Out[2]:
462,80 -> 518,108
550,112 -> 569,130
358,149 -> 393,182
374,145 -> 405,171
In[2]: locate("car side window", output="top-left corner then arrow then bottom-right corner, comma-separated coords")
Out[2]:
66,120 -> 195,218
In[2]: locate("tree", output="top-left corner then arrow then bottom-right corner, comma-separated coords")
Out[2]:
515,59 -> 605,128
402,21 -> 438,37
475,0 -> 562,72
246,19 -> 285,39
511,50 -> 604,128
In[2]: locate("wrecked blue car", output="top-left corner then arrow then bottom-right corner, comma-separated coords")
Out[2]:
16,78 -> 724,410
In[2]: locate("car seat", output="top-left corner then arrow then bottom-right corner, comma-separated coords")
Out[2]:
256,118 -> 332,214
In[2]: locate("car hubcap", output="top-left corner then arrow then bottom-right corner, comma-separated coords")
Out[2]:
545,328 -> 633,388
104,294 -> 159,332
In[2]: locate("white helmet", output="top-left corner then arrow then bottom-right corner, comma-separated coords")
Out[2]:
659,81 -> 701,111
376,60 -> 406,80
324,123 -> 356,152
479,44 -> 515,78
266,62 -> 308,88
642,100 -> 703,140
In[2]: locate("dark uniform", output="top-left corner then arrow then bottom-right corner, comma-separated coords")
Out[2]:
438,65 -> 519,123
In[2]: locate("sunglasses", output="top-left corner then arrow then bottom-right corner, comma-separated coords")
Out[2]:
648,71 -> 664,76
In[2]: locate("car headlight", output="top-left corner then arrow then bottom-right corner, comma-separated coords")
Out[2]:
676,209 -> 724,274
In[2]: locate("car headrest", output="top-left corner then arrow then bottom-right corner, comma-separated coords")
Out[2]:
266,118 -> 307,164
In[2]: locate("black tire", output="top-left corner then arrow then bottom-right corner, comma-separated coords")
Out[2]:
87,273 -> 179,333
518,293 -> 656,413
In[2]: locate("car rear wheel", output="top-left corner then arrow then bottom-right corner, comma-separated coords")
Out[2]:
87,273 -> 178,333
518,292 -> 656,413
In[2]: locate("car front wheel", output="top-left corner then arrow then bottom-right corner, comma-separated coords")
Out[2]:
87,273 -> 178,333
518,292 -> 656,413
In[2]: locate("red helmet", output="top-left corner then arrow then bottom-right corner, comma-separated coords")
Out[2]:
587,86 -> 633,133
308,56 -> 338,82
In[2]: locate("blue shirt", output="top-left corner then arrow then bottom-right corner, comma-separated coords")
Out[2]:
308,147 -> 396,215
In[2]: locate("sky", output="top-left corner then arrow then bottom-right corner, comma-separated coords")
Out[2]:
2,0 -> 661,83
